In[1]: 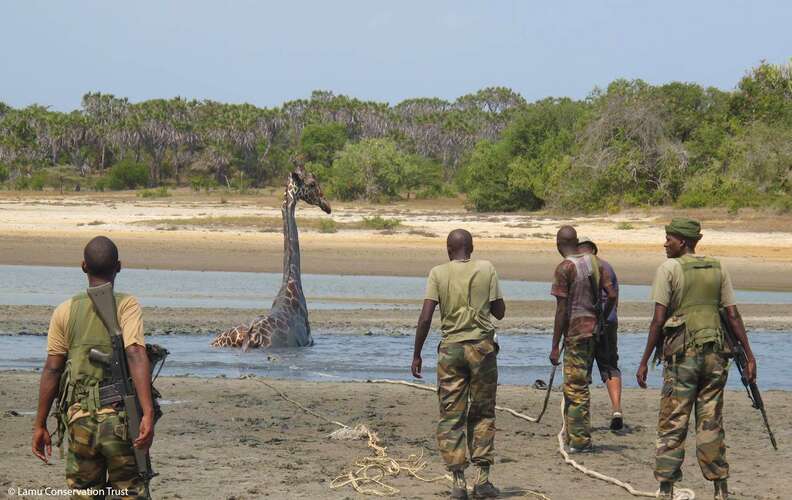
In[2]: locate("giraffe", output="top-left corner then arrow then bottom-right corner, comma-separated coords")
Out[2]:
210,164 -> 331,350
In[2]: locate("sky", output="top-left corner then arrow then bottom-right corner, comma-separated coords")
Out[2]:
2,1 -> 791,111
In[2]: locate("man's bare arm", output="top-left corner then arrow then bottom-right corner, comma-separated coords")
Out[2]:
637,303 -> 667,388
602,281 -> 617,321
549,296 -> 567,365
412,299 -> 437,378
126,344 -> 155,449
32,354 -> 66,462
725,305 -> 757,383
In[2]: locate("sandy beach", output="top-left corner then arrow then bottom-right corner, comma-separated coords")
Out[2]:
1,373 -> 789,500
1,192 -> 792,290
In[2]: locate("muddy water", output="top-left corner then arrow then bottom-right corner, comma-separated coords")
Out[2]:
3,331 -> 790,390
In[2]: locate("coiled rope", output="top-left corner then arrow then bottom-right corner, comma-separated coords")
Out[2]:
250,376 -> 694,499
251,377 -> 549,498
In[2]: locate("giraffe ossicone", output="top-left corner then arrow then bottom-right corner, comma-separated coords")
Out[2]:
210,164 -> 331,350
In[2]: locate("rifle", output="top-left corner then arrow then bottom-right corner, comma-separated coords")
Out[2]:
87,283 -> 157,485
719,308 -> 778,450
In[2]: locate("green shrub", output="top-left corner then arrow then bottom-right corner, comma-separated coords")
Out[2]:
137,186 -> 170,198
0,164 -> 9,183
190,175 -> 217,192
616,222 -> 634,230
14,176 -> 30,190
773,196 -> 792,214
318,219 -> 338,233
361,216 -> 401,230
93,177 -> 108,192
108,159 -> 148,190
30,172 -> 46,191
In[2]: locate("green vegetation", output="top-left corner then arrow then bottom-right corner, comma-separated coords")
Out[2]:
318,219 -> 338,233
108,159 -> 148,190
360,216 -> 402,230
137,186 -> 171,198
328,138 -> 442,201
1,60 -> 790,212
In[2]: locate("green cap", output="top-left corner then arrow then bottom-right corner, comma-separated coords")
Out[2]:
665,217 -> 702,239
577,236 -> 598,254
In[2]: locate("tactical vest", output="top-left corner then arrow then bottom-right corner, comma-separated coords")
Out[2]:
56,292 -> 128,416
662,255 -> 724,360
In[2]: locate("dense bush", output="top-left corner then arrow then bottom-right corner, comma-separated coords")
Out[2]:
108,159 -> 149,190
329,138 -> 439,201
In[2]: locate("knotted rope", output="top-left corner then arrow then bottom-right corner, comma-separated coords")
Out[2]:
251,378 -> 549,498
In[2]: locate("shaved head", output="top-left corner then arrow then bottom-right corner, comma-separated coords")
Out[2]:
447,229 -> 473,259
83,236 -> 119,278
556,225 -> 578,257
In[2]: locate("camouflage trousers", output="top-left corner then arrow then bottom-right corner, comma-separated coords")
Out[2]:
66,411 -> 149,499
436,337 -> 498,470
655,343 -> 729,483
563,337 -> 595,449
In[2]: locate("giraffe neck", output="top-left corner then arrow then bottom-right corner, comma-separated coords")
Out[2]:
281,189 -> 301,285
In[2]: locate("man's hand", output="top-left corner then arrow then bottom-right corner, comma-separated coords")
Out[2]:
411,355 -> 423,379
549,346 -> 561,366
133,414 -> 155,450
637,363 -> 649,389
32,425 -> 52,463
745,355 -> 757,384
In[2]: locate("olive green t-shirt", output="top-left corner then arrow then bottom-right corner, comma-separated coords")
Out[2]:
425,259 -> 503,343
650,255 -> 737,315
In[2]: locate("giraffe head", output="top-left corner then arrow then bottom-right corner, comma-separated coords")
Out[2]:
288,164 -> 332,214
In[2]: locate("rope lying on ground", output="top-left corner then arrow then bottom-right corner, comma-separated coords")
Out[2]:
250,377 -> 549,499
252,376 -> 695,499
369,379 -> 541,422
374,379 -> 695,498
555,398 -> 696,500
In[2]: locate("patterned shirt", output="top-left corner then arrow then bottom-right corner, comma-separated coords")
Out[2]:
551,254 -> 615,341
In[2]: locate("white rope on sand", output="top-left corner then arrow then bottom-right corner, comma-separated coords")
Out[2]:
555,398 -> 695,500
370,379 -> 696,500
251,378 -> 550,498
368,379 -> 540,422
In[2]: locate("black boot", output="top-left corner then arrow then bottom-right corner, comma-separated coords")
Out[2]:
471,465 -> 499,498
714,479 -> 729,500
658,481 -> 674,500
451,470 -> 468,499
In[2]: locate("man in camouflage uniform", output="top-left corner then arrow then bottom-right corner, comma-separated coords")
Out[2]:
412,229 -> 506,499
549,226 -> 617,452
637,218 -> 758,500
32,236 -> 155,499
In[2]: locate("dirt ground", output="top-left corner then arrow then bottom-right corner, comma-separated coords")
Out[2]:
0,373 -> 788,500
1,192 -> 792,290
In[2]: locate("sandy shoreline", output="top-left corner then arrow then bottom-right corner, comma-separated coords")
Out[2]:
1,193 -> 792,291
3,302 -> 792,336
1,373 -> 788,499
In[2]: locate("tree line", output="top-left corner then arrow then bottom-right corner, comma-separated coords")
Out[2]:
0,59 -> 790,212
